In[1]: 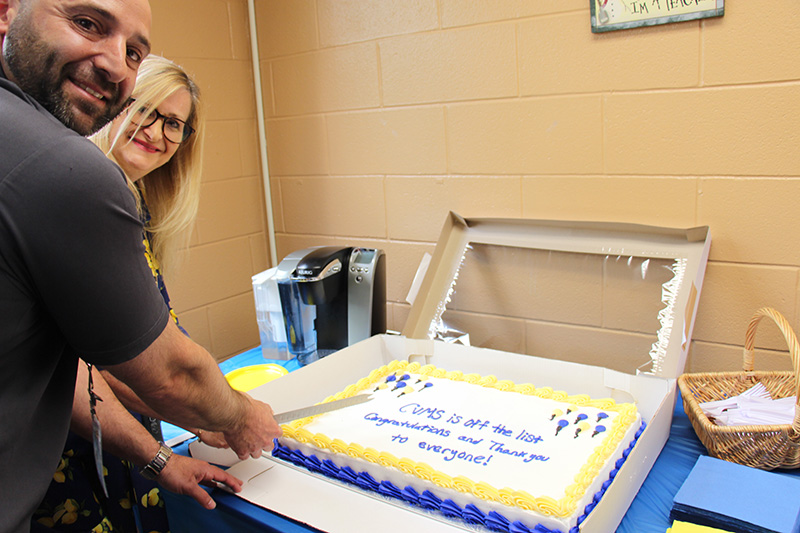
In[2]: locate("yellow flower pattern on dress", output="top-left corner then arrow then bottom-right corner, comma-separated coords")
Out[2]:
119,490 -> 132,510
54,458 -> 66,480
142,237 -> 160,279
92,517 -> 114,533
35,497 -> 99,528
53,455 -> 71,483
35,517 -> 55,528
143,235 -> 181,328
141,487 -> 164,508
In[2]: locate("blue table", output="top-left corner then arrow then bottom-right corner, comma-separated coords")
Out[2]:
163,349 -> 800,532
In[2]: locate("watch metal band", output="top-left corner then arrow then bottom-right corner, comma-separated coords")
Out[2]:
140,442 -> 173,480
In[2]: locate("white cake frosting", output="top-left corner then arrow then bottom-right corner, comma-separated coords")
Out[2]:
275,360 -> 643,533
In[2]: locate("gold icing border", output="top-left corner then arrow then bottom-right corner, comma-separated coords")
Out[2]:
281,360 -> 638,518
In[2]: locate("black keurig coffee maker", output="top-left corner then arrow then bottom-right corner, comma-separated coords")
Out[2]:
276,246 -> 386,365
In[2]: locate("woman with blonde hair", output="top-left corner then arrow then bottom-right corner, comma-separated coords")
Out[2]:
93,53 -> 203,278
34,55 -> 231,533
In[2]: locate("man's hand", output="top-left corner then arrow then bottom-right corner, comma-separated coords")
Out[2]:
158,454 -> 243,509
223,394 -> 283,460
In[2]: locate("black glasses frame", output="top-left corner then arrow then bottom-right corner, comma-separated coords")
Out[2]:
127,98 -> 195,144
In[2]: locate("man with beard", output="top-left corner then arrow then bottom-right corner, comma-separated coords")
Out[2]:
0,2 -> 282,532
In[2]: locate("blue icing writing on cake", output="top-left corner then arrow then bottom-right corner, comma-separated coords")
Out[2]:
275,360 -> 644,533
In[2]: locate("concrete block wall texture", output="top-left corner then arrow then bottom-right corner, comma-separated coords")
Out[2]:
147,0 -> 270,361
140,1 -> 800,371
257,0 -> 800,373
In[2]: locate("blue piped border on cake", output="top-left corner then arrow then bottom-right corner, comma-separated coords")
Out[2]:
272,420 -> 645,533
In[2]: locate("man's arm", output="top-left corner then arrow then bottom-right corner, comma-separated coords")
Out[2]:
71,363 -> 244,509
103,320 -> 281,459
99,368 -> 230,449
95,368 -> 156,417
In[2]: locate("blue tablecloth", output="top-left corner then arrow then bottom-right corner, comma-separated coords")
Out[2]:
163,348 -> 800,532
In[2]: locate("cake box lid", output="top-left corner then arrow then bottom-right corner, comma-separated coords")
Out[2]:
401,213 -> 711,380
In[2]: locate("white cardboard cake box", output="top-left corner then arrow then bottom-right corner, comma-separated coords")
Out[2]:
200,213 -> 711,533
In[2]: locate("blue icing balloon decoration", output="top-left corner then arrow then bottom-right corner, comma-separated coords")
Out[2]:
419,382 -> 433,392
574,413 -> 588,424
592,425 -> 607,438
392,381 -> 408,391
555,419 -> 569,435
597,412 -> 608,423
385,375 -> 397,383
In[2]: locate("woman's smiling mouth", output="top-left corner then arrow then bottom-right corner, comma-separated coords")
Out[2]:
132,138 -> 160,153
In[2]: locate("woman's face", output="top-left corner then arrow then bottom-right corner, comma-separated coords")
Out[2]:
110,88 -> 192,182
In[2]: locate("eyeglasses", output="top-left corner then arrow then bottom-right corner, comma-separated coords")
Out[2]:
127,99 -> 195,144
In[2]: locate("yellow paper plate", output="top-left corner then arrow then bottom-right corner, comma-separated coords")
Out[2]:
225,364 -> 288,392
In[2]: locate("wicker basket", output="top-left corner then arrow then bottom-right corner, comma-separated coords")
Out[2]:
677,307 -> 800,470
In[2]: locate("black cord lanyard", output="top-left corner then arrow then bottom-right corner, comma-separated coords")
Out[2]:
87,362 -> 109,498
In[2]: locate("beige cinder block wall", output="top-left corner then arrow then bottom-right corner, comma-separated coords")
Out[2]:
148,0 -> 271,361
257,1 -> 800,373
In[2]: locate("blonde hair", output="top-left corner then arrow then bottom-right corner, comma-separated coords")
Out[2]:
91,54 -> 204,276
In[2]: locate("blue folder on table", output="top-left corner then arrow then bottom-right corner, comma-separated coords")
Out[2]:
671,455 -> 800,533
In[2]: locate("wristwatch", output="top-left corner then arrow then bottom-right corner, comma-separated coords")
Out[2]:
139,442 -> 173,480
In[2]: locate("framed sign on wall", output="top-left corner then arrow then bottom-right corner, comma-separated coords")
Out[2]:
591,0 -> 724,33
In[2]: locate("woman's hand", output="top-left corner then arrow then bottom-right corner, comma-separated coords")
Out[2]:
195,429 -> 229,449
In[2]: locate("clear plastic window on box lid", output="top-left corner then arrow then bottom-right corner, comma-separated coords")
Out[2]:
402,213 -> 711,379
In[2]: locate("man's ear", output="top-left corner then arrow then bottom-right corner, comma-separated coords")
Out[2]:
0,0 -> 18,36
0,1 -> 11,35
